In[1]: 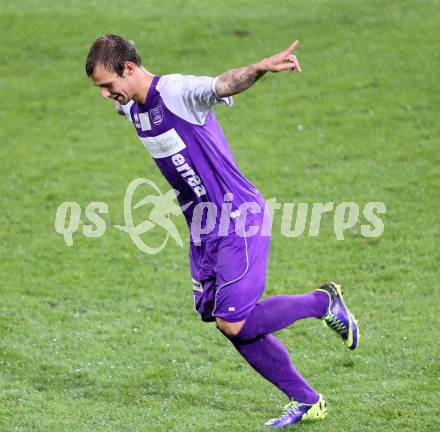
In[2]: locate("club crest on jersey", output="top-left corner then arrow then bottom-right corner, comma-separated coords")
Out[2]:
150,105 -> 163,125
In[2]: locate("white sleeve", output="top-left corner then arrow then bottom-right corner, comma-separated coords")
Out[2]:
184,75 -> 233,111
157,74 -> 233,125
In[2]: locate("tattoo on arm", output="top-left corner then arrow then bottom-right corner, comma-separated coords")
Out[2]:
215,64 -> 267,98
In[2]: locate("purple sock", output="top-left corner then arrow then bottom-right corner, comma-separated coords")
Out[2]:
222,290 -> 329,403
228,334 -> 319,404
238,290 -> 329,341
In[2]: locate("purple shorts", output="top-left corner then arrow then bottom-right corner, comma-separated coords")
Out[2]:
189,222 -> 270,323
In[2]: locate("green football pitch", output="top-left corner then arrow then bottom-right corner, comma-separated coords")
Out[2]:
1,1 -> 438,430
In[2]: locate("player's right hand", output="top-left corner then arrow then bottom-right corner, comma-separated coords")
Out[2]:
260,40 -> 302,73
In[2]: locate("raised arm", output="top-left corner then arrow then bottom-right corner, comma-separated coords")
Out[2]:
214,41 -> 302,98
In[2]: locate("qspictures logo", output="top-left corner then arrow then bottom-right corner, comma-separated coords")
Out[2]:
55,178 -> 386,255
55,178 -> 191,255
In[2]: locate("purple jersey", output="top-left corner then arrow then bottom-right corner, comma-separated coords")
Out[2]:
122,74 -> 264,242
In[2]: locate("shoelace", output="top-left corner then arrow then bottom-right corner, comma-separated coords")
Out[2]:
279,401 -> 301,419
325,311 -> 346,334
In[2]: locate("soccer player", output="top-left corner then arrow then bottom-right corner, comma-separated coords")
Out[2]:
85,35 -> 359,428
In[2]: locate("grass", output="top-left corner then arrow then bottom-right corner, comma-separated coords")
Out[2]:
0,0 -> 439,430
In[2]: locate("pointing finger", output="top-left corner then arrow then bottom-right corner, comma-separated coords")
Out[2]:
287,40 -> 300,53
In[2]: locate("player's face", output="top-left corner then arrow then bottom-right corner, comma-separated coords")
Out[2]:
91,63 -> 133,105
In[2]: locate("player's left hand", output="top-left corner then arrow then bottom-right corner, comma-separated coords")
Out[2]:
112,98 -> 122,112
259,41 -> 302,73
